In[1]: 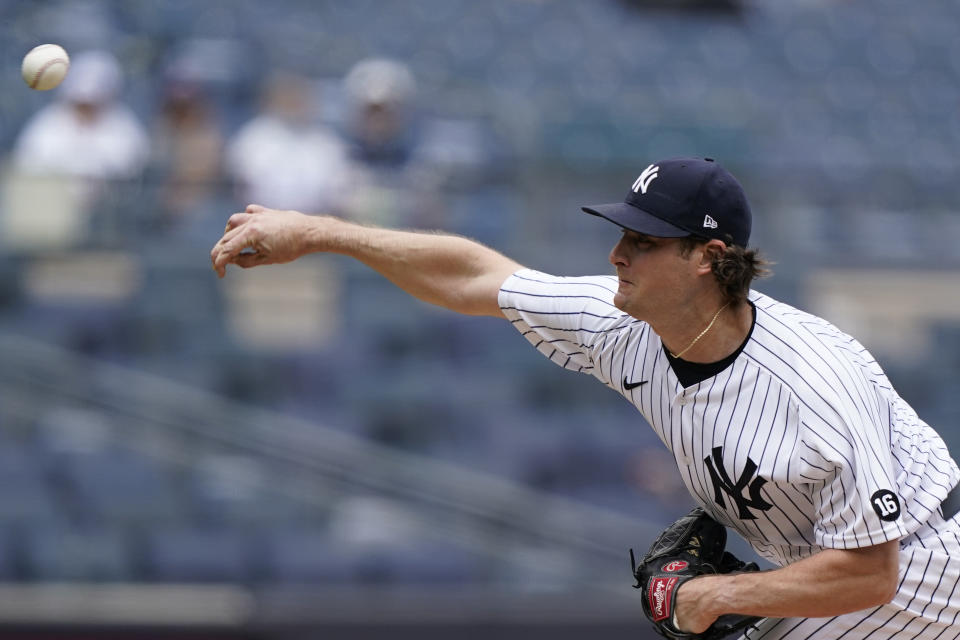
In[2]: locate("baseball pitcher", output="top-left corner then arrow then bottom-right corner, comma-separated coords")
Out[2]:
211,157 -> 960,640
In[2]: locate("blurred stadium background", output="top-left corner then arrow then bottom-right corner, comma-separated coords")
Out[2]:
0,0 -> 958,638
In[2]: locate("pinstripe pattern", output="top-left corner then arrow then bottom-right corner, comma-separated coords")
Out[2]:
745,512 -> 960,640
499,269 -> 960,639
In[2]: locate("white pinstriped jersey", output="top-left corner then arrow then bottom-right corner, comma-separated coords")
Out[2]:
499,269 -> 960,640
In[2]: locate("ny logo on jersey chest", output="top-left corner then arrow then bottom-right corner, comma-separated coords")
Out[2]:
704,446 -> 773,520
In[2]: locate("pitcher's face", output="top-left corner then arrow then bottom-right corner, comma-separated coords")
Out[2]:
608,230 -> 702,318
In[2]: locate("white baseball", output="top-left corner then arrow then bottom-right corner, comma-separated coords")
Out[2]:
21,44 -> 70,91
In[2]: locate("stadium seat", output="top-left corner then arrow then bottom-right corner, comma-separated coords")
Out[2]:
371,540 -> 482,585
259,529 -> 360,584
57,450 -> 184,526
0,444 -> 62,526
142,526 -> 254,583
22,525 -> 133,582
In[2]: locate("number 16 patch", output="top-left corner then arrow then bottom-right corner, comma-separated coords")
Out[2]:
871,489 -> 901,522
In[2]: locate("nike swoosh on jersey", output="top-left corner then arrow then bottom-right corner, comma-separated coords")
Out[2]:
623,377 -> 648,390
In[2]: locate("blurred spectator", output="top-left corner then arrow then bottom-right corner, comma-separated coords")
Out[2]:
147,74 -> 226,236
338,57 -> 442,228
225,72 -> 349,214
5,50 -> 149,248
338,57 -> 500,230
12,50 -> 149,183
342,58 -> 419,170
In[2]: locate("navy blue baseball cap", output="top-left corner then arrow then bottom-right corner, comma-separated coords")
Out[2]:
581,157 -> 752,247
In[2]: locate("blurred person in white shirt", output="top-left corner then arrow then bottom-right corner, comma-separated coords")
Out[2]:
13,50 -> 149,182
225,72 -> 350,215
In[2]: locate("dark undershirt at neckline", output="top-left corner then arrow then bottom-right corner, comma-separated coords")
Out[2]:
665,301 -> 756,388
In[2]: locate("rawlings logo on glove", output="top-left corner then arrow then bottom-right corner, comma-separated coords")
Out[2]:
649,576 -> 679,621
630,507 -> 764,640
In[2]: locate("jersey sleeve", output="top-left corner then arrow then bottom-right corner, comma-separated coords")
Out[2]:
798,398 -> 913,549
497,269 -> 629,381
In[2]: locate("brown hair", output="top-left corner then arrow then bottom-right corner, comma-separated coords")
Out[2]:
678,236 -> 772,305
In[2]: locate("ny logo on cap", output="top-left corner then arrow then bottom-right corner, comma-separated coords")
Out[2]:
632,164 -> 659,195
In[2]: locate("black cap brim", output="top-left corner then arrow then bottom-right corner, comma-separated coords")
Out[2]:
581,202 -> 691,238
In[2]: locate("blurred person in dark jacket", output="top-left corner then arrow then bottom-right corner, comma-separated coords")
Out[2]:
148,75 -> 225,236
338,57 -> 497,230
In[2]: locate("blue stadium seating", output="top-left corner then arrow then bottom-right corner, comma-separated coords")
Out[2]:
0,0 -> 957,591
22,525 -> 133,582
142,526 -> 255,583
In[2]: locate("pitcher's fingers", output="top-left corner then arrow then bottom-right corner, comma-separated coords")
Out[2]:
223,212 -> 252,233
211,235 -> 233,267
213,223 -> 249,252
246,204 -> 267,214
211,243 -> 233,277
210,233 -> 242,274
232,253 -> 264,269
212,231 -> 254,276
212,247 -> 244,278
216,249 -> 263,275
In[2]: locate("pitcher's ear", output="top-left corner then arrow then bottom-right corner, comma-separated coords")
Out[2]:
699,238 -> 727,269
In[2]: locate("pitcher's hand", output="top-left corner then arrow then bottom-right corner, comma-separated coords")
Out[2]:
674,577 -> 721,635
211,204 -> 319,277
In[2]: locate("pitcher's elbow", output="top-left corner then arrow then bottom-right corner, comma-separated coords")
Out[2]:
869,562 -> 900,606
879,576 -> 899,605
